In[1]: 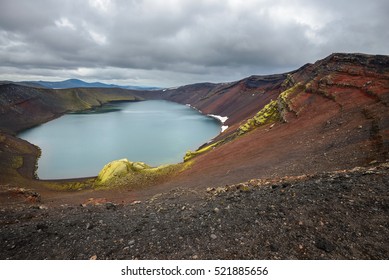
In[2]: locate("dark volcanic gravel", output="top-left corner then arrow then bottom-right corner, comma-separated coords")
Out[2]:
0,163 -> 388,260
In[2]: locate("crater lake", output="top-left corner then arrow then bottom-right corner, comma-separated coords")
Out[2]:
18,100 -> 222,179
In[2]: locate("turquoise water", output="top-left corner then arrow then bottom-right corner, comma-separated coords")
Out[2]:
18,100 -> 221,179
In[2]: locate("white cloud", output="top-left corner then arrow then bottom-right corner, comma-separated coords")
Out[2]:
89,30 -> 107,45
55,18 -> 76,30
88,0 -> 112,13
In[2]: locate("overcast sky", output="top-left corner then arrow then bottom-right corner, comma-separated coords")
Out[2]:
0,0 -> 388,87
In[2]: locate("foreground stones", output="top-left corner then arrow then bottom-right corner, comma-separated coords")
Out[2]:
0,162 -> 387,260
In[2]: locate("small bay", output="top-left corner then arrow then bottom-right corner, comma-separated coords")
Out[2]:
18,100 -> 221,179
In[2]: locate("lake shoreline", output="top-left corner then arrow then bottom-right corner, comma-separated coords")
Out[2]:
17,100 -> 222,180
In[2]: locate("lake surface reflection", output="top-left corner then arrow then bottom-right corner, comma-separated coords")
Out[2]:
18,100 -> 221,179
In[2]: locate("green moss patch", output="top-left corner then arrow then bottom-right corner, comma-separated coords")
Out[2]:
279,83 -> 305,107
179,83 -> 309,163
11,156 -> 23,169
94,158 -> 186,188
52,180 -> 94,191
237,83 -> 307,136
238,100 -> 280,135
184,141 -> 221,162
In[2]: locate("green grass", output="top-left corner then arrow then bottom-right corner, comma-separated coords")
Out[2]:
238,100 -> 280,135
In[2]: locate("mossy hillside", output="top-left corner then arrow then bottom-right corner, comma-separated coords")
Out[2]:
96,159 -> 135,184
94,158 -> 186,188
182,83 -> 308,162
238,83 -> 307,135
54,88 -> 141,112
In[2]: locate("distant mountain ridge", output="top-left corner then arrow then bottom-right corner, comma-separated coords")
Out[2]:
22,78 -> 160,90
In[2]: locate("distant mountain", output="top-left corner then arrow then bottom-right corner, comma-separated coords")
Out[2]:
23,79 -> 160,90
0,80 -> 47,88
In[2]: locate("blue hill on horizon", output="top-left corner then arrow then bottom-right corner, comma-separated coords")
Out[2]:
25,78 -> 160,90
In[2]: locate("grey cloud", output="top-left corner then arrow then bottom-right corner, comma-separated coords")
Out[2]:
0,0 -> 388,87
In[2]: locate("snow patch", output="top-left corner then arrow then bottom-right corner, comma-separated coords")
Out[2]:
208,114 -> 228,124
186,108 -> 229,132
208,114 -> 229,132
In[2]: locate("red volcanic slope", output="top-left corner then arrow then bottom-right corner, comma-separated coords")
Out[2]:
141,53 -> 389,189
